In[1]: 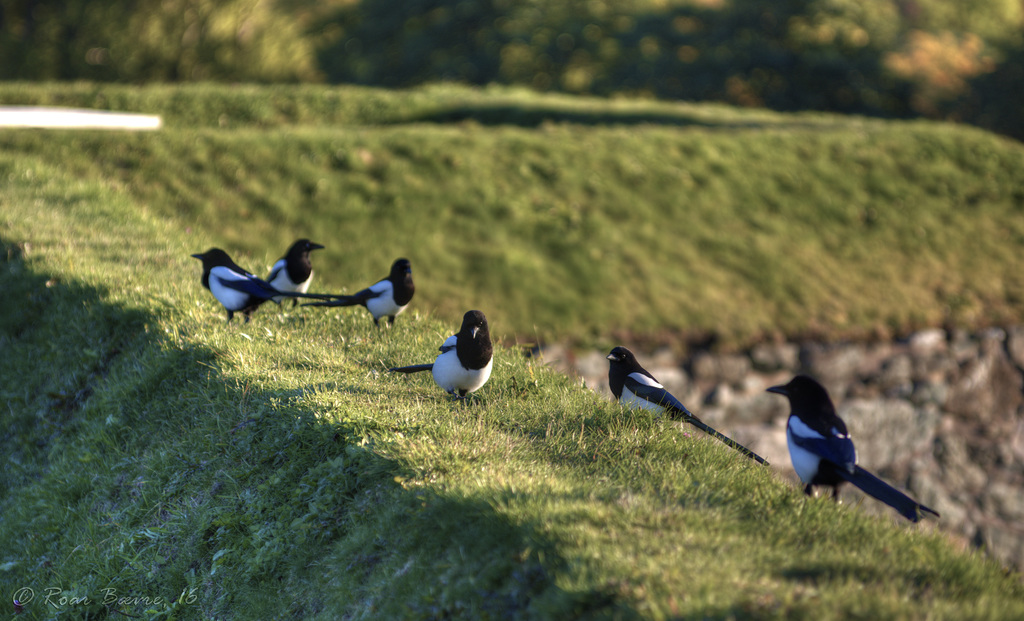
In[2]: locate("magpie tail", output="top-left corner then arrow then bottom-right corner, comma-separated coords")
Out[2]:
273,290 -> 335,301
388,363 -> 434,374
674,412 -> 770,466
301,295 -> 360,308
840,466 -> 940,522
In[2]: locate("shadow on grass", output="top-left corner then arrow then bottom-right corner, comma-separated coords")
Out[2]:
395,103 -> 850,132
265,381 -> 381,402
778,561 -> 945,596
333,486 -> 631,618
779,561 -> 887,585
0,239 -> 632,618
0,236 -> 153,470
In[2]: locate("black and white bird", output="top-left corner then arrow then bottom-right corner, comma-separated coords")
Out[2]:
303,258 -> 414,326
191,248 -> 330,323
767,375 -> 939,522
266,239 -> 324,306
606,346 -> 768,465
389,310 -> 493,397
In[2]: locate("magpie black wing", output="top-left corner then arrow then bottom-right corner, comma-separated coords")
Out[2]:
624,375 -> 769,465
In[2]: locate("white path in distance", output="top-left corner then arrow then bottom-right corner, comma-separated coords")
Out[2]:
0,106 -> 162,130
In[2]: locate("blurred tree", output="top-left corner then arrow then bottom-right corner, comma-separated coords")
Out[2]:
965,43 -> 1024,141
0,0 -> 321,82
316,0 -> 914,115
316,0 -> 509,86
117,0 -> 321,81
885,31 -> 996,118
2,0 -> 1021,142
0,0 -> 122,80
899,0 -> 1023,45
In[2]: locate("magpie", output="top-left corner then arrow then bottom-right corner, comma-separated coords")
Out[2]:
767,375 -> 939,522
389,310 -> 493,397
266,239 -> 324,306
606,346 -> 768,465
191,248 -> 331,323
303,258 -> 414,326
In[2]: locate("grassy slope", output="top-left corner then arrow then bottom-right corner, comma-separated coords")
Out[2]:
2,83 -> 1024,349
2,85 -> 1024,619
2,153 -> 1022,621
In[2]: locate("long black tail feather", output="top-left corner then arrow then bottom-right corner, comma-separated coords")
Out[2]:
839,465 -> 940,522
670,410 -> 770,466
302,295 -> 360,308
274,290 -> 335,300
388,363 -> 434,374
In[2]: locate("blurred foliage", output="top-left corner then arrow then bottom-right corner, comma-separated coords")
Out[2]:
965,44 -> 1024,140
316,0 -> 908,114
0,0 -> 322,81
1,0 -> 1022,138
885,31 -> 996,118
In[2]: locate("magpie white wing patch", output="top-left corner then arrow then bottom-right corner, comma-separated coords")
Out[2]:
787,415 -> 826,440
211,265 -> 253,283
266,259 -> 311,300
621,386 -> 668,415
209,266 -> 255,310
786,423 -> 823,484
368,280 -> 391,296
365,280 -> 405,320
787,415 -> 858,471
266,259 -> 287,285
438,334 -> 458,353
627,372 -> 663,389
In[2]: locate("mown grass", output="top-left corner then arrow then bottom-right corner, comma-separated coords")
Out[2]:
2,82 -> 1024,349
2,100 -> 1023,619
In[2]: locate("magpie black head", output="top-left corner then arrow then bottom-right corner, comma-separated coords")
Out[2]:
286,239 -> 324,258
191,248 -> 233,269
190,248 -> 253,298
767,375 -> 839,423
279,239 -> 323,285
606,346 -> 652,399
459,310 -> 489,339
389,258 -> 412,278
457,310 -> 493,370
389,258 -> 415,305
606,346 -> 643,370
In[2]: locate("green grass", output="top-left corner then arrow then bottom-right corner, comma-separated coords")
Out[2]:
2,87 -> 1024,618
3,82 -> 1024,348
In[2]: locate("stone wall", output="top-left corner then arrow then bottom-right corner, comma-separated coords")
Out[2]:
544,327 -> 1024,569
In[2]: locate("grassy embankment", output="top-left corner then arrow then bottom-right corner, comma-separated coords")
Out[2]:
3,82 -> 1024,348
1,83 -> 1023,618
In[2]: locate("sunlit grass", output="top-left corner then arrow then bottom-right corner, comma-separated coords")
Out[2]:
2,83 -> 1024,348
2,133 -> 1022,619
